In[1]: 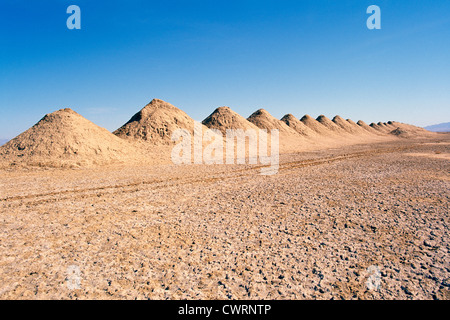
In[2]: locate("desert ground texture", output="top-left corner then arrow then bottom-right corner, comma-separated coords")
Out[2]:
0,136 -> 449,300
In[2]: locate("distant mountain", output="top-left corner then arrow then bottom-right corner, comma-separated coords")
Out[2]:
424,122 -> 450,132
0,139 -> 10,146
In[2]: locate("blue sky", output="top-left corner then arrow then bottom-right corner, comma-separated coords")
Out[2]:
0,0 -> 449,140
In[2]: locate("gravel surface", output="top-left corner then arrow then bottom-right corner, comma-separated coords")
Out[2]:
0,138 -> 448,299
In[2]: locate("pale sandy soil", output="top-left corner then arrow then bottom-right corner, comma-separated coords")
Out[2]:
0,136 -> 449,300
406,152 -> 450,160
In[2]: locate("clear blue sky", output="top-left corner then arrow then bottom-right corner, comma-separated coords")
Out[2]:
1,0 -> 449,140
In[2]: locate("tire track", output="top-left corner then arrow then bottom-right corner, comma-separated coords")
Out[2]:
0,145 -> 415,206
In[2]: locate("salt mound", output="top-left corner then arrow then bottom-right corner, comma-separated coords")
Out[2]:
391,122 -> 436,137
389,127 -> 412,138
317,115 -> 343,132
357,120 -> 383,134
367,121 -> 433,137
114,99 -> 202,144
391,122 -> 429,134
202,106 -> 259,134
377,122 -> 393,133
0,108 -> 140,167
346,119 -> 371,134
370,122 -> 390,133
386,121 -> 397,129
383,122 -> 397,131
300,115 -> 331,135
247,109 -> 298,135
332,115 -> 361,134
281,114 -> 317,137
